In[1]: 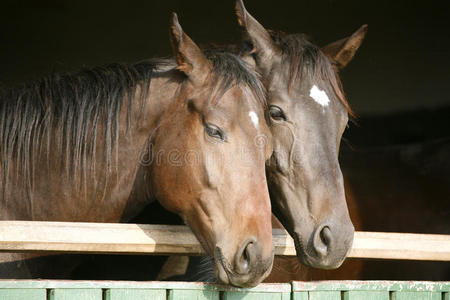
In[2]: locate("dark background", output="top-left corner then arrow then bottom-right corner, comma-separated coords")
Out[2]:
1,0 -> 449,280
1,0 -> 449,118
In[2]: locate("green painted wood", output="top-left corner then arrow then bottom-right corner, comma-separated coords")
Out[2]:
49,288 -> 102,300
169,289 -> 219,300
0,280 -> 290,294
309,291 -> 341,300
105,288 -> 166,300
0,280 -> 449,300
391,291 -> 441,300
292,292 -> 309,300
293,281 -> 450,292
0,289 -> 46,300
342,291 -> 389,300
223,291 -> 290,300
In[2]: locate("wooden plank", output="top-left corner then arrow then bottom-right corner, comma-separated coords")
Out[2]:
0,221 -> 449,261
391,291 -> 441,300
0,280 -> 291,293
293,281 -> 450,293
0,222 -> 203,255
223,291 -> 290,300
49,288 -> 102,300
342,291 -> 389,300
105,288 -> 166,300
168,289 -> 219,300
0,289 -> 46,300
350,231 -> 450,261
308,291 -> 341,300
292,292 -> 308,300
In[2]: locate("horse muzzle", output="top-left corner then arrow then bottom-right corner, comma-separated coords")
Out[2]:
214,240 -> 274,287
294,221 -> 354,269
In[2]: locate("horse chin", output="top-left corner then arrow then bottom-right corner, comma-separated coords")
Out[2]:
298,253 -> 345,270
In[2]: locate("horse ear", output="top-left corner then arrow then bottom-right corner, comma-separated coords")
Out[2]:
322,25 -> 368,69
235,0 -> 280,71
169,13 -> 211,82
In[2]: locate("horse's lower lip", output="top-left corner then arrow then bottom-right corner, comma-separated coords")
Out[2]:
214,247 -> 230,284
215,259 -> 229,284
296,247 -> 345,269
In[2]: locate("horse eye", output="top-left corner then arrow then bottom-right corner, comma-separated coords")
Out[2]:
205,123 -> 226,141
269,105 -> 286,121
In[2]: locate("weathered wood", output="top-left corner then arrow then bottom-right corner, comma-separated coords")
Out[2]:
223,291 -> 290,300
292,281 -> 450,293
391,291 -> 441,300
105,289 -> 166,300
49,288 -> 102,300
0,289 -> 46,300
0,281 -> 447,300
0,280 -> 291,293
351,231 -> 450,261
0,221 -> 449,261
308,291 -> 341,300
169,289 -> 219,300
342,291 -> 390,300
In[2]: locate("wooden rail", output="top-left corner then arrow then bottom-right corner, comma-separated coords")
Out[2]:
0,221 -> 449,261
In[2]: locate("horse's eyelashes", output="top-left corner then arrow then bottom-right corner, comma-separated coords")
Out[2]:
269,105 -> 287,121
204,123 -> 226,141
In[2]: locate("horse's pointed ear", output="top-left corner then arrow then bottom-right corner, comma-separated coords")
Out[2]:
169,13 -> 211,82
322,25 -> 368,69
235,0 -> 280,71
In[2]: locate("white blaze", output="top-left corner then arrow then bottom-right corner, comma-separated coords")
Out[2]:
249,111 -> 259,128
309,85 -> 330,107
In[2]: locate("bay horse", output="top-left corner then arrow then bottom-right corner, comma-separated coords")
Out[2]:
130,0 -> 368,282
235,0 -> 365,269
0,13 -> 275,287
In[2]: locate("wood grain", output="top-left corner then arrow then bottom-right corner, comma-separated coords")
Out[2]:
0,221 -> 449,261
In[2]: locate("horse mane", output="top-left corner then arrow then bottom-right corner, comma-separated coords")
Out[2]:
268,31 -> 354,117
204,49 -> 266,106
0,51 -> 265,200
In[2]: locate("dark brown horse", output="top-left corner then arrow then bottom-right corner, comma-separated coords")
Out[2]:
235,0 -> 365,269
143,1 -> 368,282
0,14 -> 274,287
252,137 -> 450,282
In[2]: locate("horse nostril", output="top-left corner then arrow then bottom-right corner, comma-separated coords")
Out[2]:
320,226 -> 332,246
313,225 -> 332,258
235,238 -> 256,275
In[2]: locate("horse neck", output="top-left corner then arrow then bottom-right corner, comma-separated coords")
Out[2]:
0,68 -> 183,223
119,69 -> 184,222
138,69 -> 184,131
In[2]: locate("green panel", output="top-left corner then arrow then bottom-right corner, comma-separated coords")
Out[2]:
392,291 -> 441,300
105,288 -> 166,300
309,291 -> 341,300
444,292 -> 449,300
342,291 -> 389,300
0,289 -> 46,300
49,288 -> 102,300
293,281 -> 450,293
223,291 -> 290,300
169,289 -> 219,300
293,292 -> 309,300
